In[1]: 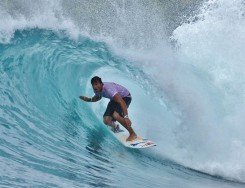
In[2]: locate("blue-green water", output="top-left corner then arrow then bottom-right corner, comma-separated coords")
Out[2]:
1,0 -> 245,187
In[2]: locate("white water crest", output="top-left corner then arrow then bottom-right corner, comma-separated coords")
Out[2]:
170,0 -> 245,181
0,0 -> 244,183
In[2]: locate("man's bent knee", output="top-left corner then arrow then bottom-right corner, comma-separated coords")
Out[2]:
112,112 -> 121,120
103,116 -> 112,125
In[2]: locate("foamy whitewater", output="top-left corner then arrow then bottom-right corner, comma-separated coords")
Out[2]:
0,0 -> 245,187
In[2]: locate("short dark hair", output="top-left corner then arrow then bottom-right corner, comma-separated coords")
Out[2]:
91,76 -> 102,85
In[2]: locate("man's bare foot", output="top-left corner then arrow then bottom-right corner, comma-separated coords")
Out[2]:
126,133 -> 137,141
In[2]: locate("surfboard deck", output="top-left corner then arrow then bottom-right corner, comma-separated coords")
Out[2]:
109,126 -> 156,149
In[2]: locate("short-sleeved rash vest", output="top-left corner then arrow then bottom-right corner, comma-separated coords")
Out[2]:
94,82 -> 130,100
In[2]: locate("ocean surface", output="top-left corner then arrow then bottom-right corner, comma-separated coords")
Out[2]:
0,0 -> 245,187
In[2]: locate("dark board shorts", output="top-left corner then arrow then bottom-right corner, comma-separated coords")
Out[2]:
103,96 -> 131,120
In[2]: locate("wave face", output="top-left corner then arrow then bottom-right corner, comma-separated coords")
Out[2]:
0,0 -> 245,187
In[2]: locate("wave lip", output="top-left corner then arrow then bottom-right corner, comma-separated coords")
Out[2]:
0,0 -> 245,186
0,0 -> 80,44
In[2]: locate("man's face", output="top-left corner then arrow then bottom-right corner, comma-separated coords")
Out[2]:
92,82 -> 103,92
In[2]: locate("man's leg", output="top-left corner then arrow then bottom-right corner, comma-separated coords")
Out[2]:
103,116 -> 114,126
112,112 -> 137,141
103,100 -> 117,129
103,116 -> 118,130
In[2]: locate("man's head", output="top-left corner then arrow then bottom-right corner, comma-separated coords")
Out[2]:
91,76 -> 103,92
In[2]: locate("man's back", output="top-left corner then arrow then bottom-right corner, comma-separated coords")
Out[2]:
94,82 -> 130,100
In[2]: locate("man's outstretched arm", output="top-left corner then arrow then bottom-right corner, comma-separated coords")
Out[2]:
79,95 -> 101,102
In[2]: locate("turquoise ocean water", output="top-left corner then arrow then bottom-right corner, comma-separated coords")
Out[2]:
0,0 -> 245,187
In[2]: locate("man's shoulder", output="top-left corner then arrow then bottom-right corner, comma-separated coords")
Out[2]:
103,82 -> 117,88
103,82 -> 115,85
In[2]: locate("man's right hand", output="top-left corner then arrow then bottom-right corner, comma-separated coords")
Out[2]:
79,95 -> 100,102
79,96 -> 87,101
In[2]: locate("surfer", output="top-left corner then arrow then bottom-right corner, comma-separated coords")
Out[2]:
79,76 -> 137,141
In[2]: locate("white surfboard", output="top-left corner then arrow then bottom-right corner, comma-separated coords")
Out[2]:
108,126 -> 156,149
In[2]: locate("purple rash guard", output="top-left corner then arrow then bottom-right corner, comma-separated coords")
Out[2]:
94,82 -> 130,100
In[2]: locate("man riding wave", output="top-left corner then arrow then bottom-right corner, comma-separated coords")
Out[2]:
79,76 -> 137,141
